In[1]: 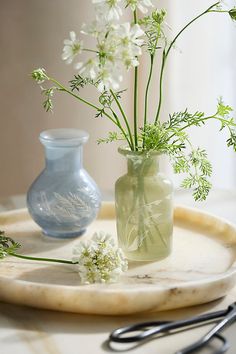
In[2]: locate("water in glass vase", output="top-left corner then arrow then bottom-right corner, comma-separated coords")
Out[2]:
115,148 -> 173,261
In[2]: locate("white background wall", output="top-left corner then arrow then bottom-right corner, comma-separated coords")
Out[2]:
167,0 -> 236,189
0,0 -> 235,198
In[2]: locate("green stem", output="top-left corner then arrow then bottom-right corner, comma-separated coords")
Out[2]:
83,48 -> 98,54
134,68 -> 138,150
167,114 -> 236,141
185,138 -> 199,182
49,77 -> 134,148
133,10 -> 138,150
154,50 -> 166,124
209,10 -> 229,13
143,55 -> 154,148
110,90 -> 134,150
143,195 -> 168,249
9,252 -> 74,265
154,1 -> 220,124
110,108 -> 133,150
166,2 -> 220,58
49,77 -> 118,126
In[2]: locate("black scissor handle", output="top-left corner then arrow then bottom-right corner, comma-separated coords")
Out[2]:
109,320 -> 170,343
176,333 -> 230,354
175,303 -> 236,354
109,303 -> 236,344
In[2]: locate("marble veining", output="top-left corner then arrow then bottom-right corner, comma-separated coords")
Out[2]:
0,202 -> 236,315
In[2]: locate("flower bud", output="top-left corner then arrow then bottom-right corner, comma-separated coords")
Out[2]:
229,8 -> 236,21
31,68 -> 48,84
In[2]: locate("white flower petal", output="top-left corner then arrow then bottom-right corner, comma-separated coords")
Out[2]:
70,31 -> 76,41
97,81 -> 105,92
94,0 -> 123,21
74,62 -> 83,70
131,24 -> 145,38
64,39 -> 72,45
137,3 -> 148,13
126,0 -> 153,13
62,32 -> 83,64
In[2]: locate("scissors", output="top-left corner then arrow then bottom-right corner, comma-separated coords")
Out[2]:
109,302 -> 236,353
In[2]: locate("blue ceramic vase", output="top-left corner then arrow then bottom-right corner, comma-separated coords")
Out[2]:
27,129 -> 101,238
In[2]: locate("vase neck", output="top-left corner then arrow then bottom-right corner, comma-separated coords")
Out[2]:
39,129 -> 88,172
127,155 -> 160,176
44,146 -> 83,172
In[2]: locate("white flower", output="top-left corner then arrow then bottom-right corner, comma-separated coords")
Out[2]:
81,21 -> 108,39
109,23 -> 144,69
92,230 -> 115,245
116,23 -> 144,56
120,48 -> 139,69
76,53 -> 123,93
73,20 -> 144,91
97,61 -> 123,92
75,58 -> 99,80
62,31 -> 83,64
77,27 -> 123,91
72,232 -> 128,284
93,0 -> 123,21
126,0 -> 153,14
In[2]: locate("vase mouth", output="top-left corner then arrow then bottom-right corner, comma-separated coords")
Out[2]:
118,146 -> 161,157
40,129 -> 89,147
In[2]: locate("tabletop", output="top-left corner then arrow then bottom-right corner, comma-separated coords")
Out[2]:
0,189 -> 236,354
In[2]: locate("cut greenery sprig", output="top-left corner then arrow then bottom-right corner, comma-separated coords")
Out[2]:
0,231 -> 128,284
32,0 -> 236,200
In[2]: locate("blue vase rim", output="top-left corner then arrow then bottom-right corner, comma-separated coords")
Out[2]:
40,129 -> 89,147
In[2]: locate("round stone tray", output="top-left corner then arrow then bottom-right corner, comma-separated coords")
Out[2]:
0,203 -> 236,315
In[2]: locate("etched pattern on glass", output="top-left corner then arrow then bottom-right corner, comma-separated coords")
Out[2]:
40,189 -> 100,226
119,195 -> 172,253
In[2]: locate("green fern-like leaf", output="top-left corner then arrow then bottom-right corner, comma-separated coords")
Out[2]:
0,232 -> 21,259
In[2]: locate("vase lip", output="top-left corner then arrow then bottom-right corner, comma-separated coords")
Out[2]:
39,129 -> 89,147
118,146 -> 161,157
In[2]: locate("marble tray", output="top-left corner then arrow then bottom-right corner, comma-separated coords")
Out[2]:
0,203 -> 236,315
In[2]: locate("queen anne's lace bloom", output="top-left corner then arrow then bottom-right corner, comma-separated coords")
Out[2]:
120,49 -> 139,69
116,23 -> 144,56
62,2 -> 145,91
93,0 -> 123,21
81,21 -> 109,38
62,31 -> 83,64
75,58 -> 100,80
72,232 -> 128,284
74,21 -> 144,91
97,62 -> 123,92
126,0 -> 154,14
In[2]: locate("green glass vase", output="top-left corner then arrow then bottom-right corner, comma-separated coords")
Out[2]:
115,147 -> 173,261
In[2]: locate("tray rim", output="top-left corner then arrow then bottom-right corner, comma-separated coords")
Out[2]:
1,201 -> 236,225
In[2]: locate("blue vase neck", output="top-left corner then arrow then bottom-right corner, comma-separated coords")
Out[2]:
44,146 -> 83,172
39,129 -> 88,173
